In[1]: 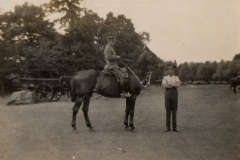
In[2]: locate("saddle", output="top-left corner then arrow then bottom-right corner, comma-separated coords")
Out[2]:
101,68 -> 129,85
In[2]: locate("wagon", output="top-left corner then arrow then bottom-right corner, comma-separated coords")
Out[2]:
19,69 -> 71,102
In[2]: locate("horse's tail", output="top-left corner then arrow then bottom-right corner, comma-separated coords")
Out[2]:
59,75 -> 71,92
70,73 -> 78,102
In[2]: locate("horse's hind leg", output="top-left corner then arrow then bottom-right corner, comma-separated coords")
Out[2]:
72,98 -> 84,131
82,96 -> 94,131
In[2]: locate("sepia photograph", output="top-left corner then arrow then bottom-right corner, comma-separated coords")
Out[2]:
0,0 -> 239,160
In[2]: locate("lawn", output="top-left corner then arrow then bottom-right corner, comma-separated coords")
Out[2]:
0,84 -> 239,160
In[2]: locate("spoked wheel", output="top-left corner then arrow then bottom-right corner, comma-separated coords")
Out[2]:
53,80 -> 71,101
35,83 -> 54,102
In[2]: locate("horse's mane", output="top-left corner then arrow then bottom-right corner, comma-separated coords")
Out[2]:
135,51 -> 147,63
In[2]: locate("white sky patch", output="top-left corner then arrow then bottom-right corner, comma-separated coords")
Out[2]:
0,0 -> 240,63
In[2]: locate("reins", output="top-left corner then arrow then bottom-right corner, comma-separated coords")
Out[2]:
120,59 -> 152,88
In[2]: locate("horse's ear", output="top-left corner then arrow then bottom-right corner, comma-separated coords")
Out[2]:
143,49 -> 148,54
156,63 -> 164,68
144,45 -> 150,52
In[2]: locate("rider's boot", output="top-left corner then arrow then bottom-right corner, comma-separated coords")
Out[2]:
119,78 -> 131,98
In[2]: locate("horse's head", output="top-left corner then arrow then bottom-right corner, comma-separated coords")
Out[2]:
135,48 -> 162,73
122,48 -> 162,87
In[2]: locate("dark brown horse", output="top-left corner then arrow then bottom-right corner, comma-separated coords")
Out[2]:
230,75 -> 240,93
70,51 -> 159,132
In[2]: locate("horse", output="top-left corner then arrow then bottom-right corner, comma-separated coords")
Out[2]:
230,75 -> 240,93
69,51 -> 160,132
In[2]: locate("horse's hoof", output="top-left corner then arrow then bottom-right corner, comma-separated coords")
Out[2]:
89,127 -> 95,132
130,127 -> 135,132
72,129 -> 79,134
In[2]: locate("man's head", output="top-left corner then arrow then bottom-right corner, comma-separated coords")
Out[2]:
106,34 -> 116,46
166,63 -> 176,76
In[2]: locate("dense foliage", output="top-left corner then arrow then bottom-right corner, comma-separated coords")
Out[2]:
177,60 -> 239,83
0,1 -> 162,93
0,1 -> 239,93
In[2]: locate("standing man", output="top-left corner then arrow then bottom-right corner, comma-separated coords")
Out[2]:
104,34 -> 130,98
162,63 -> 181,132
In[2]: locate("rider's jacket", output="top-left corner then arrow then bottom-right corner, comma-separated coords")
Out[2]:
104,44 -> 119,70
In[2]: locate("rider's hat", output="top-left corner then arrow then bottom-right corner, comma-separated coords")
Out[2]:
106,33 -> 117,40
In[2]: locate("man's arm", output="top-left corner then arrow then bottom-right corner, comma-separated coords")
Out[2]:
162,77 -> 172,88
170,76 -> 180,87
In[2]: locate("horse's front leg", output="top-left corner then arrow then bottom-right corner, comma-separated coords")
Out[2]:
72,98 -> 83,132
234,87 -> 237,93
124,98 -> 131,129
82,96 -> 94,131
126,96 -> 136,131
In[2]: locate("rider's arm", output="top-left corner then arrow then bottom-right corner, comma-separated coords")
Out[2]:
105,48 -> 119,61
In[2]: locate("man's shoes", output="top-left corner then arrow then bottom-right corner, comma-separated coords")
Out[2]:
164,129 -> 170,132
120,92 -> 131,98
173,129 -> 180,132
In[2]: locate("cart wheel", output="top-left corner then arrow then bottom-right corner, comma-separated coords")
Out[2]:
53,90 -> 62,101
35,84 -> 54,102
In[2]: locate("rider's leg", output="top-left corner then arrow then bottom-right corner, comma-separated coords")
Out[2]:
119,68 -> 130,98
119,77 -> 128,98
108,68 -> 130,98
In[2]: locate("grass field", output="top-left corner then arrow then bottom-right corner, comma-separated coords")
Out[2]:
0,85 -> 239,160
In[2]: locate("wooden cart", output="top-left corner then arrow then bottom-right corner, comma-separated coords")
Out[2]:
19,69 -> 71,102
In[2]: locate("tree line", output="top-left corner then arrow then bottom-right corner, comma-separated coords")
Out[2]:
176,55 -> 240,84
0,0 -> 239,93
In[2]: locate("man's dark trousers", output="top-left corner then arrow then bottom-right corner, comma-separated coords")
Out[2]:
165,88 -> 178,130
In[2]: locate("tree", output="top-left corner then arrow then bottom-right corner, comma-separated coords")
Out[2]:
0,3 -> 56,46
187,62 -> 200,82
44,0 -> 84,27
0,40 -> 25,93
0,2 -> 58,89
195,61 -> 217,82
98,12 -> 150,61
0,2 -> 162,93
214,60 -> 230,81
178,62 -> 190,82
233,53 -> 240,61
61,9 -> 103,70
61,11 -> 158,71
228,60 -> 240,78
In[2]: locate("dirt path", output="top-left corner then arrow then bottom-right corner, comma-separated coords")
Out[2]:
0,85 -> 239,160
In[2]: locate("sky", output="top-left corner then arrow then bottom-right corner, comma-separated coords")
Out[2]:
0,0 -> 240,63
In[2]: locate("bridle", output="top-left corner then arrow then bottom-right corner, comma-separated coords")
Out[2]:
119,57 -> 160,70
119,59 -> 154,88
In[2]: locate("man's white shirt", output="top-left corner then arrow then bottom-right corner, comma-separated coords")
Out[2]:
162,75 -> 180,88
